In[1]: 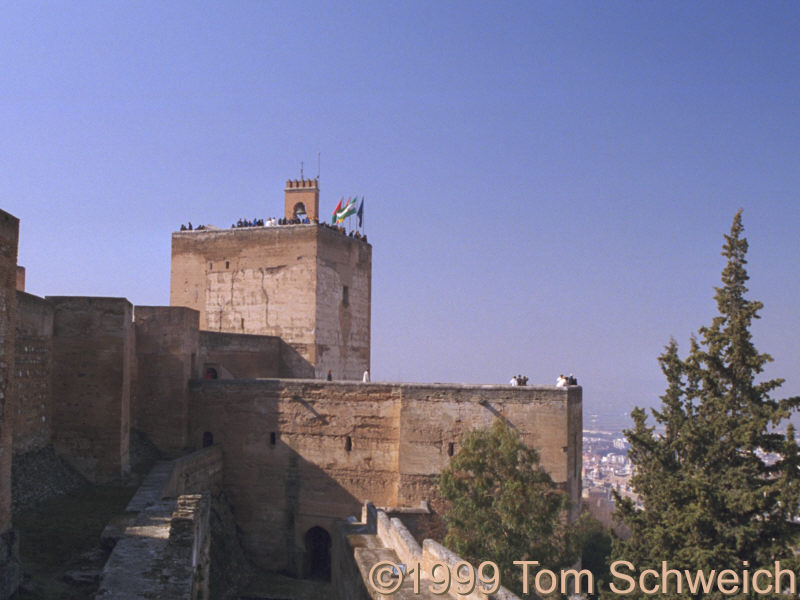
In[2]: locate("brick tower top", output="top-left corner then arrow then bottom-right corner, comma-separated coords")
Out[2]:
284,179 -> 319,221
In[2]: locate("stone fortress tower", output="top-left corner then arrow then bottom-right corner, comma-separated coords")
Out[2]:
169,178 -> 371,380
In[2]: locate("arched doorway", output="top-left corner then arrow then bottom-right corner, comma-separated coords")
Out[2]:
293,202 -> 306,220
304,526 -> 331,581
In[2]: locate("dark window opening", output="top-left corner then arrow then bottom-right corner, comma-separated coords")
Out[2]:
202,431 -> 214,447
345,436 -> 352,452
209,262 -> 213,270
204,367 -> 218,380
225,261 -> 230,269
342,285 -> 349,306
293,202 -> 307,220
270,432 -> 276,446
240,317 -> 245,330
448,442 -> 455,457
304,526 -> 331,581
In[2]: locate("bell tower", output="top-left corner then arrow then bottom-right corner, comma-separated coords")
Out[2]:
284,179 -> 319,221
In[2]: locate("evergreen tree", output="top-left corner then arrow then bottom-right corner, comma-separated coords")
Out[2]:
611,211 -> 800,598
439,419 -> 578,596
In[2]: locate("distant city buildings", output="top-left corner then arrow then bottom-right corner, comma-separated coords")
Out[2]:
582,431 -> 636,532
581,428 -> 783,533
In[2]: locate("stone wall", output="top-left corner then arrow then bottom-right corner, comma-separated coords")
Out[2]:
188,379 -> 400,572
134,306 -> 199,457
198,330 -> 281,379
337,503 -> 522,600
315,225 -> 371,380
284,178 -> 320,221
170,226 -> 320,340
15,266 -> 24,293
97,447 -> 222,599
187,379 -> 581,574
0,209 -> 19,599
13,292 -> 53,454
164,446 -> 224,498
49,297 -> 133,482
393,384 -> 582,509
97,493 -> 211,600
169,224 -> 370,380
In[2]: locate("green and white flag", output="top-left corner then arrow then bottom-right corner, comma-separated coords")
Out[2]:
336,197 -> 357,223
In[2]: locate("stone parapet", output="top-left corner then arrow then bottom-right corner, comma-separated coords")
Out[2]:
95,493 -> 210,600
339,503 -> 522,600
97,448 -> 221,599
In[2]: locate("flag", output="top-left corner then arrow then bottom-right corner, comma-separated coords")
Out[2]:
337,197 -> 357,223
357,198 -> 364,228
335,197 -> 350,223
331,198 -> 343,224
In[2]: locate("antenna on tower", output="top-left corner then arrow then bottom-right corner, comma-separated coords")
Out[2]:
300,161 -> 304,180
317,152 -> 321,180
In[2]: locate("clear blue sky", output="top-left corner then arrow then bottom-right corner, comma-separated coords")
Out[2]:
2,2 -> 798,425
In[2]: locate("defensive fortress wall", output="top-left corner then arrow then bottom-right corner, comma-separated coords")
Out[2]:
188,379 -> 582,575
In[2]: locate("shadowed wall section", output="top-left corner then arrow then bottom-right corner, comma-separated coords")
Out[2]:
187,379 -> 582,574
0,210 -> 19,599
13,292 -> 53,454
134,306 -> 199,457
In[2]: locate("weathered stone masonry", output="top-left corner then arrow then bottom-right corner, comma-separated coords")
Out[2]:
188,379 -> 582,576
48,296 -> 134,482
170,223 -> 371,381
0,210 -> 19,599
14,292 -> 54,454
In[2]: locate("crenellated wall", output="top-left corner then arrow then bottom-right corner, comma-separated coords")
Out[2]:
284,178 -> 320,221
187,379 -> 582,574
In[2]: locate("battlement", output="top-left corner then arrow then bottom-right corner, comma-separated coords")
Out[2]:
285,178 -> 319,189
284,177 -> 320,221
